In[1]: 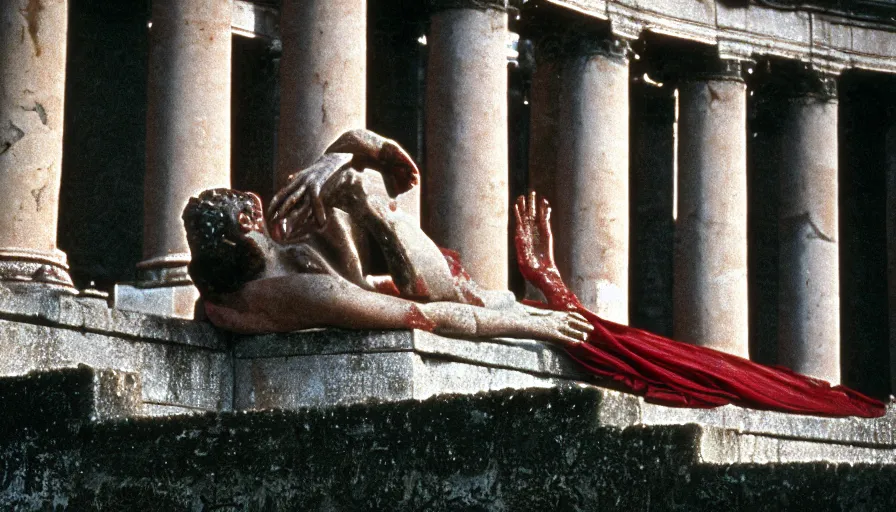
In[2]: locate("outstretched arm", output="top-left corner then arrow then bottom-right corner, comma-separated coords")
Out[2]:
205,273 -> 591,347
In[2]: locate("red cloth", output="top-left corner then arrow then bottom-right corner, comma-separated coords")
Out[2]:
514,240 -> 886,419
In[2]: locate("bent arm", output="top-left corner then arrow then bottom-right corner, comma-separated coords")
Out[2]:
205,273 -> 590,345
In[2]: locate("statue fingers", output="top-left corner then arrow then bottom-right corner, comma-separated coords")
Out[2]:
568,316 -> 593,334
560,323 -> 590,343
554,330 -> 585,347
269,180 -> 300,219
272,184 -> 308,222
527,190 -> 537,220
311,186 -> 328,227
513,196 -> 525,228
289,199 -> 313,229
279,208 -> 309,241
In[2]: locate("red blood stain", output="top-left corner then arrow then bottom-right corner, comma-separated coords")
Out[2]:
388,200 -> 398,212
412,276 -> 430,297
438,247 -> 484,306
404,304 -> 436,332
373,279 -> 401,296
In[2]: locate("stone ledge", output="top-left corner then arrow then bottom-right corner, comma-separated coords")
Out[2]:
0,365 -> 142,436
0,315 -> 232,412
0,282 -> 224,350
233,328 -> 590,410
697,426 -> 896,465
2,285 -> 894,466
597,388 -> 896,449
232,326 -> 896,465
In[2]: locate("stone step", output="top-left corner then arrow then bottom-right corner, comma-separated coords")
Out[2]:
0,365 -> 142,433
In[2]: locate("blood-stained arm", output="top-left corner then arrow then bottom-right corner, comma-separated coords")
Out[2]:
205,273 -> 592,346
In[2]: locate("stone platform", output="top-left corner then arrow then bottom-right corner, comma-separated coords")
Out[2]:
0,283 -> 231,414
2,283 -> 895,466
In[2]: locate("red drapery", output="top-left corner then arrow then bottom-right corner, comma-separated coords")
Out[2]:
512,208 -> 885,419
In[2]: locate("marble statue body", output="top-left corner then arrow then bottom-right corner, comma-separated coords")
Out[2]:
183,130 -> 592,347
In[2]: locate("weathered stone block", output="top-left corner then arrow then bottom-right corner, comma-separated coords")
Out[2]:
233,328 -> 587,410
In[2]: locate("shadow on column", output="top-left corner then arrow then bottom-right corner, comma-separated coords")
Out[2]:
839,70 -> 891,399
59,0 -> 149,290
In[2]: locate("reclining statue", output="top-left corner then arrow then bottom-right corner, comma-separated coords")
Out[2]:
183,129 -> 885,418
182,129 -> 593,347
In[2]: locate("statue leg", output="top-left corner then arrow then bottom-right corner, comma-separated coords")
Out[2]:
328,169 -> 465,302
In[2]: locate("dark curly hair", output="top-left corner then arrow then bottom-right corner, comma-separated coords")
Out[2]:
182,188 -> 266,298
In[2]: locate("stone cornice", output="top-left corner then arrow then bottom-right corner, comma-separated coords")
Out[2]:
537,0 -> 896,75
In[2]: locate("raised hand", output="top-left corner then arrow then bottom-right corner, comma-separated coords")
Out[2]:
514,191 -> 559,278
325,129 -> 420,197
268,153 -> 353,241
514,191 -> 582,311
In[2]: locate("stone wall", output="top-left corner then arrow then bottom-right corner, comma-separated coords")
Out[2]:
2,371 -> 895,511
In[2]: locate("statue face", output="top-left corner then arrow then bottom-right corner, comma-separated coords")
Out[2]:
237,192 -> 266,235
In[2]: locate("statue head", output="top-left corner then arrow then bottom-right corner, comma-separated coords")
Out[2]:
182,188 -> 267,297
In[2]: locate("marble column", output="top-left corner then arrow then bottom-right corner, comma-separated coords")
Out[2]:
888,124 -> 896,392
425,2 -> 509,290
769,69 -> 841,383
0,0 -> 73,287
124,0 -> 231,316
277,0 -> 366,188
551,36 -> 630,323
674,59 -> 749,357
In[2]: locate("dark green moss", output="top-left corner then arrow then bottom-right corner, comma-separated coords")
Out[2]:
2,381 -> 895,511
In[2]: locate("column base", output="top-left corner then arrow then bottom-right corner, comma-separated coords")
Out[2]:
134,254 -> 193,287
0,248 -> 74,288
113,253 -> 200,319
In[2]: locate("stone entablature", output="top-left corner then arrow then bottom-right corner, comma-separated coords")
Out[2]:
232,0 -> 896,75
546,0 -> 896,74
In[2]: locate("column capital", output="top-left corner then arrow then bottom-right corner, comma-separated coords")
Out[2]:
752,59 -> 838,102
527,22 -> 631,64
426,0 -> 520,14
662,54 -> 748,84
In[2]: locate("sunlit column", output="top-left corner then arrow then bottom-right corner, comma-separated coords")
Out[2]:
675,59 -> 749,357
425,2 -> 509,290
0,0 -> 73,287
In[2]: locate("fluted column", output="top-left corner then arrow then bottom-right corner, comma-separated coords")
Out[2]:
425,1 -> 509,290
776,70 -> 840,383
0,0 -> 73,287
276,0 -> 366,188
549,35 -> 630,323
126,0 -> 231,316
674,59 -> 749,357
